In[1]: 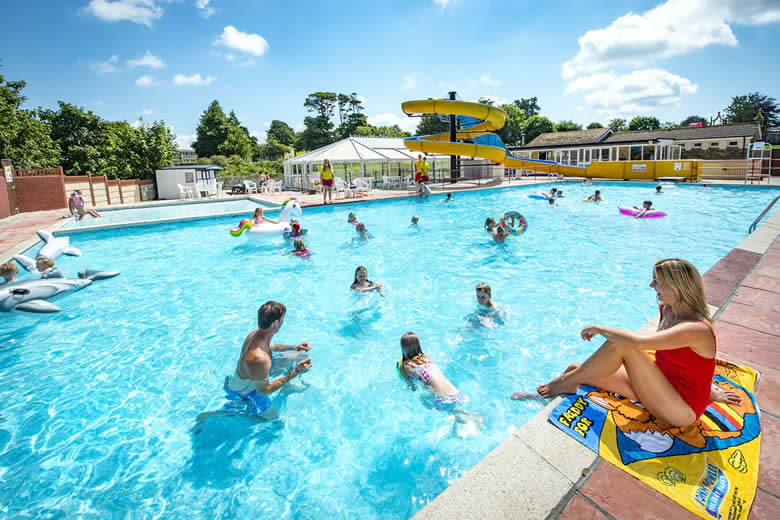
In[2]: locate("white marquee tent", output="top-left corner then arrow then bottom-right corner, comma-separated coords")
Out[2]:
283,136 -> 450,190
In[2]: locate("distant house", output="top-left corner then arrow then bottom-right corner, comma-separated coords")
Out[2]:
171,149 -> 198,165
155,165 -> 224,199
512,123 -> 762,166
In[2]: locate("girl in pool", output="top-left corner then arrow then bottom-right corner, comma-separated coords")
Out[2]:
398,332 -> 469,412
287,220 -> 304,238
633,200 -> 655,219
291,238 -> 311,258
585,190 -> 603,202
536,259 -> 719,427
35,257 -> 64,279
347,212 -> 357,224
251,208 -> 278,225
0,262 -> 18,285
351,266 -> 385,297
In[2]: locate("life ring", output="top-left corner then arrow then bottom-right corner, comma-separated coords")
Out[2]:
499,211 -> 527,235
283,229 -> 309,239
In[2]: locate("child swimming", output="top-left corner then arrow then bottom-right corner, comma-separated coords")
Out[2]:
444,193 -> 453,202
351,266 -> 385,297
252,208 -> 278,225
355,222 -> 370,239
476,283 -> 498,310
633,200 -> 655,218
411,215 -> 419,225
655,185 -> 663,194
291,238 -> 310,258
493,225 -> 509,243
35,257 -> 64,279
484,217 -> 497,234
585,190 -> 603,202
288,220 -> 304,238
347,212 -> 357,224
398,332 -> 469,412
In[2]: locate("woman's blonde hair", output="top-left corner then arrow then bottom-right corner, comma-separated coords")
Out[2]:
36,256 -> 55,269
476,283 -> 491,296
0,262 -> 18,276
653,258 -> 712,323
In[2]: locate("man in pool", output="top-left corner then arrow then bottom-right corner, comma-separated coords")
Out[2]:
225,301 -> 312,418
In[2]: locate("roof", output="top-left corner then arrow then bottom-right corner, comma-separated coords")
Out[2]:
524,128 -> 612,148
604,123 -> 759,144
157,164 -> 224,170
284,136 -> 447,164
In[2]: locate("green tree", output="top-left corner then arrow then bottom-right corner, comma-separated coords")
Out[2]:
304,92 -> 338,120
296,115 -> 333,151
724,92 -> 778,127
335,93 -> 366,139
522,115 -> 554,143
0,68 -> 59,168
218,122 -> 254,159
267,120 -> 295,146
628,116 -> 661,131
495,104 -> 526,146
513,97 -> 540,117
352,124 -> 411,138
608,118 -> 627,132
556,120 -> 582,132
415,114 -> 449,136
139,120 -> 176,177
193,100 -> 229,157
39,102 -> 110,174
337,112 -> 368,139
258,137 -> 290,160
680,115 -> 708,127
586,122 -> 604,129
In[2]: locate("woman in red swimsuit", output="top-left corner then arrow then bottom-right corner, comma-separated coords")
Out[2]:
536,258 -> 719,427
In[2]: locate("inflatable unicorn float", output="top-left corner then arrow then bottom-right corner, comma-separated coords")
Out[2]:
230,198 -> 307,240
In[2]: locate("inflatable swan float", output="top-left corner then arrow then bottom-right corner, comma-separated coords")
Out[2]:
230,199 -> 303,239
14,230 -> 82,273
0,269 -> 120,314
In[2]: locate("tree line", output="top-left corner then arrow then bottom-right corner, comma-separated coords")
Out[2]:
0,62 -> 176,179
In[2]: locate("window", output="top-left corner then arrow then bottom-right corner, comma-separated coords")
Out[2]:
710,142 -> 719,148
693,143 -> 702,150
678,143 -> 686,150
728,141 -> 738,148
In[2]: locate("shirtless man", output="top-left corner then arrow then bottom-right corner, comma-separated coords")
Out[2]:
224,301 -> 312,418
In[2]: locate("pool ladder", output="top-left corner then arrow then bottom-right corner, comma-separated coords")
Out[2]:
748,195 -> 779,234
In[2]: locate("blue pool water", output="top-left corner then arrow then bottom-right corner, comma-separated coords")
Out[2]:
2,182 -> 778,519
63,198 -> 275,229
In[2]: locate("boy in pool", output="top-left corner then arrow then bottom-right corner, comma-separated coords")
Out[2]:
351,266 -> 385,297
355,222 -> 370,239
484,217 -> 497,234
556,190 -> 564,198
655,185 -> 663,194
0,262 -> 18,285
411,215 -> 419,225
546,187 -> 558,199
444,193 -> 453,202
585,190 -> 603,202
547,197 -> 556,207
347,212 -> 357,224
633,200 -> 655,219
493,225 -> 509,243
476,283 -> 498,310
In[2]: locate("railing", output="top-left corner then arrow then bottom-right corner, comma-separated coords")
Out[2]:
700,158 -> 778,181
749,196 -> 780,234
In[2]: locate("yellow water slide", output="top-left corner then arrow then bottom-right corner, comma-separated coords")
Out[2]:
401,99 -> 587,176
401,99 -> 701,180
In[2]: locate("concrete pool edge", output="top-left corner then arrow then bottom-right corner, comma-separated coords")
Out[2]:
411,211 -> 780,520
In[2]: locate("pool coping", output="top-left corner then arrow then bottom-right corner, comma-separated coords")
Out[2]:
410,209 -> 780,520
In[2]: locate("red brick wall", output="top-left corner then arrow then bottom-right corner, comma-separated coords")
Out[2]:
14,175 -> 67,212
0,173 -> 10,219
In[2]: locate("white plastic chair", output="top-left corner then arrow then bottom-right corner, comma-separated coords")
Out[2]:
333,177 -> 351,199
243,180 -> 259,194
269,180 -> 283,193
177,184 -> 194,199
260,180 -> 272,193
353,178 -> 371,197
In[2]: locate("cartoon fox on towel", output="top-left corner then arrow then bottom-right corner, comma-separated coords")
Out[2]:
586,364 -> 757,454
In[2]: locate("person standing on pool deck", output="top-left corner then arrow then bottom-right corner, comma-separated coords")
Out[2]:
536,259 -> 718,427
415,155 -> 430,184
321,159 -> 334,205
224,301 -> 312,418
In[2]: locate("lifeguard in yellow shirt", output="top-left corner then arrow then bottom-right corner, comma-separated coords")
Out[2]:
321,158 -> 334,205
415,155 -> 430,183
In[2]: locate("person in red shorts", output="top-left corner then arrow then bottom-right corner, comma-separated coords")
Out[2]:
321,158 -> 334,205
415,155 -> 429,183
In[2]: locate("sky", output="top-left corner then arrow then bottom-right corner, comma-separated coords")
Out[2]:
1,0 -> 779,149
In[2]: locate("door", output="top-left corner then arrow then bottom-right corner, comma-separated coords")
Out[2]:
1,159 -> 19,215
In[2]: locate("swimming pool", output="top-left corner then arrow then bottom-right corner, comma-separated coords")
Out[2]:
2,182 -> 778,519
62,197 -> 276,230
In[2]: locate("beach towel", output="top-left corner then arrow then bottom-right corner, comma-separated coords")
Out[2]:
549,359 -> 761,520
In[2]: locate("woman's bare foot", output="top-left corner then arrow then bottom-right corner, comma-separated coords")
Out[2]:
537,375 -> 579,398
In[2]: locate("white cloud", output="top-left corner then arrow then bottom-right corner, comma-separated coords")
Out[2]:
130,119 -> 143,129
213,26 -> 269,56
82,0 -> 164,28
135,74 -> 156,87
402,75 -> 417,90
263,121 -> 271,127
173,73 -> 215,86
89,55 -> 119,74
128,50 -> 165,69
195,0 -> 216,18
92,100 -> 104,106
142,109 -> 153,115
368,112 -> 418,133
174,133 -> 196,149
580,69 -> 698,115
476,95 -> 508,106
479,75 -> 501,86
434,0 -> 449,6
293,121 -> 305,132
225,53 -> 235,61
562,0 -> 780,79
250,129 -> 266,144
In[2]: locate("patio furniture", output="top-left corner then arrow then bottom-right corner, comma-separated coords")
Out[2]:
177,184 -> 194,199
353,178 -> 371,197
268,180 -> 283,193
333,177 -> 352,199
243,180 -> 259,194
